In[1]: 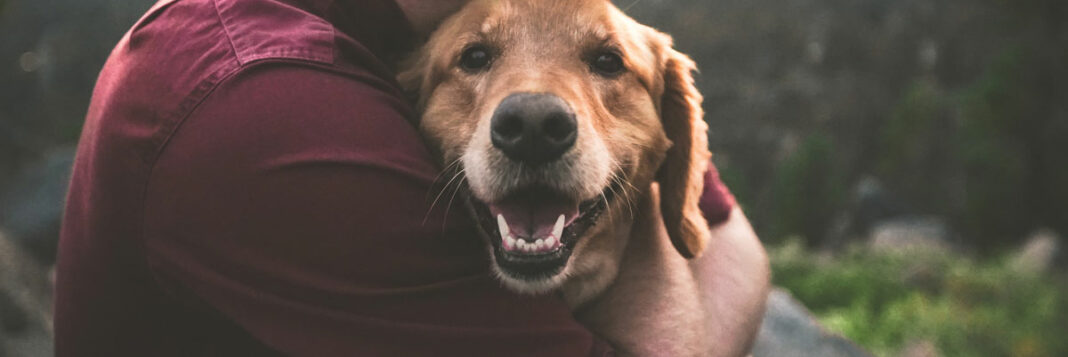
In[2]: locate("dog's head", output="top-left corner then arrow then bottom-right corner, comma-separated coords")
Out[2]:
400,0 -> 711,293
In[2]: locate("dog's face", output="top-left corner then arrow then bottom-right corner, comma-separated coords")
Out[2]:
401,0 -> 711,294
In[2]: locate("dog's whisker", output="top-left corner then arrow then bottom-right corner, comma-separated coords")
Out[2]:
610,167 -> 641,217
619,176 -> 640,216
602,161 -> 636,219
600,190 -> 612,223
441,173 -> 467,232
425,159 -> 462,208
424,166 -> 466,226
427,169 -> 464,217
428,159 -> 463,191
610,174 -> 636,219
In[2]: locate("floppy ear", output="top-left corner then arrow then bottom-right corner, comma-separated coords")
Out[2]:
656,45 -> 712,259
396,48 -> 432,110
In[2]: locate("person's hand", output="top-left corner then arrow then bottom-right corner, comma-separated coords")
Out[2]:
634,182 -> 771,356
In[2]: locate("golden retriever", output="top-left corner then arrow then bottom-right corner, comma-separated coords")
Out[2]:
400,0 -> 725,354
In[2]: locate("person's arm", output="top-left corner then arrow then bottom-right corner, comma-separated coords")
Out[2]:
693,206 -> 771,355
578,171 -> 769,357
694,165 -> 772,354
142,63 -> 610,356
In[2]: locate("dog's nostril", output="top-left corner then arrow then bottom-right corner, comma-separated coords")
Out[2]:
493,114 -> 524,141
542,113 -> 576,143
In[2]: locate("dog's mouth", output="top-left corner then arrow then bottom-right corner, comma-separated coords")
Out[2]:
466,184 -> 615,282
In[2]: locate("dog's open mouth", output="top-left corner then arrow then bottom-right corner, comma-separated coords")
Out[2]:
466,184 -> 615,281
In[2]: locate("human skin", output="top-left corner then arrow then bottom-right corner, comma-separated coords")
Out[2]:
582,184 -> 770,356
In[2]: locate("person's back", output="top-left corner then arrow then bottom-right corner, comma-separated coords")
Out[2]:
56,0 -> 612,355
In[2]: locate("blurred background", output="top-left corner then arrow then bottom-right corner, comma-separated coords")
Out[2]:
0,0 -> 1064,356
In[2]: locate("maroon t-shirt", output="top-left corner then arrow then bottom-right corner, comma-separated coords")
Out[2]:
55,0 -> 735,355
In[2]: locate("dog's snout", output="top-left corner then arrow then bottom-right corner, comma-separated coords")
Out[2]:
490,93 -> 577,164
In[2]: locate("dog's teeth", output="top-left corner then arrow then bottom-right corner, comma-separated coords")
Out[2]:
505,235 -> 516,250
496,214 -> 510,239
552,214 -> 565,240
535,238 -> 545,250
545,235 -> 556,248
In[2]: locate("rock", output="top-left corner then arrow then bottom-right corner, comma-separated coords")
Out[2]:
899,339 -> 940,357
0,146 -> 75,264
824,177 -> 914,249
752,288 -> 871,357
1009,228 -> 1060,274
867,217 -> 951,254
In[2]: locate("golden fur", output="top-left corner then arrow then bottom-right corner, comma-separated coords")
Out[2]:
400,0 -> 728,354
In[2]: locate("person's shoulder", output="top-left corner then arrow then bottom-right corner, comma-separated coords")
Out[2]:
106,0 -> 407,130
175,63 -> 437,182
211,0 -> 335,65
124,0 -> 343,71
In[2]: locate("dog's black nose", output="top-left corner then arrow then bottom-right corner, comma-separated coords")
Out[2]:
490,93 -> 577,164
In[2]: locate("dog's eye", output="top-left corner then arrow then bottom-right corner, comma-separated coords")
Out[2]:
591,52 -> 625,76
459,46 -> 492,72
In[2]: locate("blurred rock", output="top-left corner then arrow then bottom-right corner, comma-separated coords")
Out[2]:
867,217 -> 951,254
0,146 -> 75,264
825,177 -> 913,249
752,288 -> 871,357
0,230 -> 53,357
899,339 -> 940,357
1009,229 -> 1060,274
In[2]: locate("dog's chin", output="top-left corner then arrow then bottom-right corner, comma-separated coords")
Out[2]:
465,183 -> 615,293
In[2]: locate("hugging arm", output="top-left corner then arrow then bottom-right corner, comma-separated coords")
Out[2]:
691,206 -> 771,355
692,167 -> 771,354
578,177 -> 770,357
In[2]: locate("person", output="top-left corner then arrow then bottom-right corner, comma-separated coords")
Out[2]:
54,0 -> 770,355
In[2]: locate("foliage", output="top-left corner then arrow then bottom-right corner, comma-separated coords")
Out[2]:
953,47 -> 1068,250
874,45 -> 1068,252
765,134 -> 846,244
625,0 -> 1068,251
771,241 -> 1068,357
875,80 -> 955,217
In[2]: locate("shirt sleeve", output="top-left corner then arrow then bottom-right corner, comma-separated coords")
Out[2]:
699,162 -> 737,226
142,64 -> 611,356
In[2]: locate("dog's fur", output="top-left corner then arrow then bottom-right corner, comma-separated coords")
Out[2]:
400,0 -> 727,354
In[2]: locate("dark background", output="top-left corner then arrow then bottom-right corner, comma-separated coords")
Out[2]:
624,0 -> 1067,253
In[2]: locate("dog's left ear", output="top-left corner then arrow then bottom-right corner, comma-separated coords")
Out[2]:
653,36 -> 712,259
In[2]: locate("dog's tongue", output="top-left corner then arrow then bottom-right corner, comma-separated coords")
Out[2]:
488,193 -> 579,239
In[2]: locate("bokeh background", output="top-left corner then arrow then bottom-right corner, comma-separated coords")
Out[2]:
0,0 -> 1065,356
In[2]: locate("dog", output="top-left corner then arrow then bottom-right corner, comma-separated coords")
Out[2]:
400,0 -> 728,355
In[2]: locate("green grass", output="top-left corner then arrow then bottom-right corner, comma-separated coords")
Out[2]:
770,240 -> 1068,357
